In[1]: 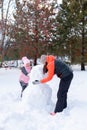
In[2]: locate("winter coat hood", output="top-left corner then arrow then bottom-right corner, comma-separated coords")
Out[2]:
46,55 -> 55,63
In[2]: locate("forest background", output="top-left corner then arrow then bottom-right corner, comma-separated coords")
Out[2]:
0,0 -> 87,70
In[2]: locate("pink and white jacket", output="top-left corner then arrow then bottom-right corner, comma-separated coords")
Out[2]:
19,66 -> 31,83
19,56 -> 31,83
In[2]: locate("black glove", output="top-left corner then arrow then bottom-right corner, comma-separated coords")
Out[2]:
32,80 -> 40,85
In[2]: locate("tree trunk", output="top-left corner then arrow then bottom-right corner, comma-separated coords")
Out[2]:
81,4 -> 85,71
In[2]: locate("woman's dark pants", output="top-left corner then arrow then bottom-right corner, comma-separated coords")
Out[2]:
54,73 -> 73,113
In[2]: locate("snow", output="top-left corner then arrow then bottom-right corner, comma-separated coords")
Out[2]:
0,64 -> 87,130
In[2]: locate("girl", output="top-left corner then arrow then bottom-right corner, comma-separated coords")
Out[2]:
19,56 -> 31,97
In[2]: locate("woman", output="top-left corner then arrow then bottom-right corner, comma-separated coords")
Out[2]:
33,55 -> 73,115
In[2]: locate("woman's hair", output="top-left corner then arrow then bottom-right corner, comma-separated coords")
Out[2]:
43,62 -> 48,74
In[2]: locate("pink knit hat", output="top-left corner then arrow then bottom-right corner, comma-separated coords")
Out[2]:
22,56 -> 30,65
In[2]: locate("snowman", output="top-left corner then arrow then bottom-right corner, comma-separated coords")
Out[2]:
21,64 -> 52,111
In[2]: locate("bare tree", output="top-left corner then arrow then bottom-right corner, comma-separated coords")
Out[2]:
0,0 -> 13,61
9,0 -> 57,64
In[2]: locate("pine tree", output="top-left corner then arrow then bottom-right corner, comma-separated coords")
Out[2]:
55,0 -> 87,70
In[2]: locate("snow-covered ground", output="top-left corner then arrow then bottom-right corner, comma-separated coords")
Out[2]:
0,64 -> 87,130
